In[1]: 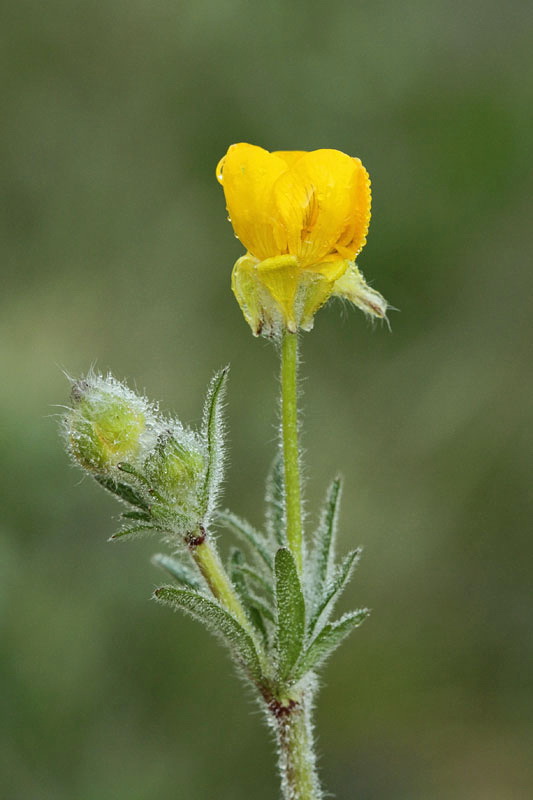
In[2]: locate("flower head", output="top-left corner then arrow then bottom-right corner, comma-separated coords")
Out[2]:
217,143 -> 387,336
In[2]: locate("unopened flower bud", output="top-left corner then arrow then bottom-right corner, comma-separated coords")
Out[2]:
144,429 -> 206,515
65,374 -> 158,474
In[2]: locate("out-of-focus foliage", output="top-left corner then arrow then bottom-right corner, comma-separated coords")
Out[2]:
1,0 -> 532,797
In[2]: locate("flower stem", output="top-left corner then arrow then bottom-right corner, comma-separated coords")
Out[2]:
270,690 -> 322,800
280,330 -> 303,573
190,533 -> 249,628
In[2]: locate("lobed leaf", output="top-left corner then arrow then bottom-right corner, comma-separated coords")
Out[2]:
154,586 -> 263,682
274,548 -> 306,681
294,608 -> 370,680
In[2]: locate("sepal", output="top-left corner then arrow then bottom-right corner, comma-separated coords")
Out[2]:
332,262 -> 388,320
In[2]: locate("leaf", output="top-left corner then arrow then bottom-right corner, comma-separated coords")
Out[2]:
294,608 -> 370,679
229,550 -> 275,631
217,509 -> 272,571
151,553 -> 204,591
200,366 -> 229,519
233,563 -> 274,599
154,586 -> 263,682
274,548 -> 306,681
308,547 -> 362,635
310,477 -> 343,598
109,524 -> 156,540
118,462 -> 166,503
121,510 -> 152,522
95,474 -> 150,511
264,452 -> 285,546
228,548 -> 249,600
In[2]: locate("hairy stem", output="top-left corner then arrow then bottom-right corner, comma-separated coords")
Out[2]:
190,533 -> 249,628
269,689 -> 322,800
280,330 -> 303,573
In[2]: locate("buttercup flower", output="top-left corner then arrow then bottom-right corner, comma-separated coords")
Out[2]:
217,143 -> 387,336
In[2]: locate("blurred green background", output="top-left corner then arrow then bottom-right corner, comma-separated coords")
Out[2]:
2,1 -> 532,798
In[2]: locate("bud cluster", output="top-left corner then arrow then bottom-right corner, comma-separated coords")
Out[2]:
63,373 -> 207,540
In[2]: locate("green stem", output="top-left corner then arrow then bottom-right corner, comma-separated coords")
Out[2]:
190,534 -> 249,629
280,330 -> 303,573
270,690 -> 322,800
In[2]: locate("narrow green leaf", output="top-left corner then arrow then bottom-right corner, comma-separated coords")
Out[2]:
217,509 -> 272,570
229,550 -> 275,628
154,586 -> 262,682
233,563 -> 274,599
264,452 -> 285,546
95,474 -> 150,511
311,477 -> 342,596
275,548 -> 306,681
151,553 -> 204,591
309,547 -> 362,634
294,608 -> 370,679
121,510 -> 152,522
109,524 -> 155,540
247,606 -> 269,644
248,592 -> 275,623
200,367 -> 229,518
228,548 -> 248,596
117,462 -> 166,503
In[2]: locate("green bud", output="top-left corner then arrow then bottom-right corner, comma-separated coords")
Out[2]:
65,373 -> 158,474
144,428 -> 206,513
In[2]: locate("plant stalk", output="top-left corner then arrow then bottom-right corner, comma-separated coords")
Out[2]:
269,689 -> 322,800
280,330 -> 303,573
190,534 -> 249,628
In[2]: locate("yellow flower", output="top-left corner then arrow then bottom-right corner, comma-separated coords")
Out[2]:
216,143 -> 387,336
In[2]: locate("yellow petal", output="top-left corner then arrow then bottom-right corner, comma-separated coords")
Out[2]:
272,150 -> 307,168
217,143 -> 288,260
273,150 -> 366,266
333,158 -> 371,261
